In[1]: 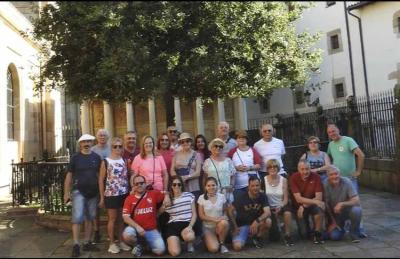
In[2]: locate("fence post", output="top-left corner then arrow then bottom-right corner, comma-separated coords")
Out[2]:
316,105 -> 327,140
346,96 -> 364,149
394,85 -> 400,172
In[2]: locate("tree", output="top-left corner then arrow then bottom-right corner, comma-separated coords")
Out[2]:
34,1 -> 322,104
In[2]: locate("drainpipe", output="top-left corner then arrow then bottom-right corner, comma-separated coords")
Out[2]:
348,7 -> 375,148
344,2 -> 356,97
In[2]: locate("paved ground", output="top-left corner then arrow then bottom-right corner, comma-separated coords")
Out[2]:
1,187 -> 400,258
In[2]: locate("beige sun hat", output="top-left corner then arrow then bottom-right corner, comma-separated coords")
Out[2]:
178,132 -> 192,142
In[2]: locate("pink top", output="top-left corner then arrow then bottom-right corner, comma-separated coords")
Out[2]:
131,155 -> 167,191
159,149 -> 175,175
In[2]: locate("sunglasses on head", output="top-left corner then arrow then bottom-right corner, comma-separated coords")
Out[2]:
134,181 -> 145,186
112,145 -> 123,149
263,129 -> 273,133
172,183 -> 182,187
214,145 -> 224,149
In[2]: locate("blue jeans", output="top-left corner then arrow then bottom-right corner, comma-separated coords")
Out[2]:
123,226 -> 166,254
329,206 -> 362,241
71,190 -> 98,224
232,225 -> 251,246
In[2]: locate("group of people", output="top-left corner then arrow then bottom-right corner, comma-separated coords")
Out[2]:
64,121 -> 367,258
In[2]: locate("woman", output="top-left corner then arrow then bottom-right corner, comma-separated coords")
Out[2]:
171,132 -> 202,199
131,135 -> 169,191
98,137 -> 131,254
161,176 -> 197,256
198,177 -> 230,254
202,138 -> 236,204
227,130 -> 261,192
299,136 -> 331,182
194,134 -> 210,192
157,133 -> 175,174
264,159 -> 294,246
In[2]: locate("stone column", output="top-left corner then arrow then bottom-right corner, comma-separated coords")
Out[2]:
148,98 -> 157,138
195,97 -> 205,135
217,98 -> 226,122
174,97 -> 182,132
236,97 -> 248,130
80,100 -> 90,134
103,101 -> 114,137
126,101 -> 135,132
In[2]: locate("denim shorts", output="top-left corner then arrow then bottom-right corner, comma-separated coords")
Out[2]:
123,226 -> 166,254
71,190 -> 98,224
232,225 -> 250,246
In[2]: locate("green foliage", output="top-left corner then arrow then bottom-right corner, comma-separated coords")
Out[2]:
34,1 -> 322,104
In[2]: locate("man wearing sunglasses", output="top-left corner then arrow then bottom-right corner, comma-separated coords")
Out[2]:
254,124 -> 286,189
167,125 -> 180,151
122,175 -> 170,257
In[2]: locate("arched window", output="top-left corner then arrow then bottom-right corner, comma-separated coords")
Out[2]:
7,67 -> 15,141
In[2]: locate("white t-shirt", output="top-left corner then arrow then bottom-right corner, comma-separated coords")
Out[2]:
231,148 -> 259,189
254,137 -> 286,173
197,193 -> 226,229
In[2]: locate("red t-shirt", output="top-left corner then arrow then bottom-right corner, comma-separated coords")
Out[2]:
289,172 -> 322,209
122,190 -> 164,230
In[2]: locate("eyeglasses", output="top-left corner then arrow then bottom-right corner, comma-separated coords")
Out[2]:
168,130 -> 177,133
308,141 -> 319,144
263,129 -> 273,133
112,145 -> 123,149
172,183 -> 182,187
134,182 -> 145,186
214,145 -> 224,149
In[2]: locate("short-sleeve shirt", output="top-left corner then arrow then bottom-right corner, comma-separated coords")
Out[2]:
197,193 -> 226,228
327,136 -> 359,178
131,155 -> 167,191
68,152 -> 102,192
203,158 -> 235,188
91,144 -> 111,160
122,148 -> 140,168
104,157 -> 129,197
122,190 -> 164,231
254,137 -> 286,173
289,172 -> 322,209
166,192 -> 195,223
227,147 -> 262,189
232,191 -> 269,227
159,149 -> 175,174
222,137 -> 238,157
323,177 -> 357,210
173,150 -> 201,192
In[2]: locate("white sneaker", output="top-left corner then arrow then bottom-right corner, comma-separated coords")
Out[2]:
220,244 -> 229,254
119,241 -> 131,251
187,243 -> 194,253
108,243 -> 120,254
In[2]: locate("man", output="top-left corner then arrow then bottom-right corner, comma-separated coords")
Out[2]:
229,176 -> 272,251
122,131 -> 140,170
290,159 -> 325,244
167,125 -> 180,151
254,124 -> 286,189
90,128 -> 111,243
216,121 -> 237,157
327,123 -> 367,238
91,128 -> 111,159
64,134 -> 102,257
324,165 -> 362,243
122,175 -> 168,257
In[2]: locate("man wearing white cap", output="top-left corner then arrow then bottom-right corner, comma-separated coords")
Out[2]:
64,134 -> 102,257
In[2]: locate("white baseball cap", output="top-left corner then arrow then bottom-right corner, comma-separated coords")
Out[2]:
78,134 -> 96,142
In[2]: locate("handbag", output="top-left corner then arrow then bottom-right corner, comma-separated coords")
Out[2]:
176,152 -> 196,176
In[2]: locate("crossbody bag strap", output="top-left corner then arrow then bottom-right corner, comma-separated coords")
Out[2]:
131,191 -> 147,218
187,152 -> 196,170
210,158 -> 223,190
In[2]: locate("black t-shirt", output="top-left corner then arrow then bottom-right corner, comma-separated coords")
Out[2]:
233,191 -> 269,227
68,152 -> 102,197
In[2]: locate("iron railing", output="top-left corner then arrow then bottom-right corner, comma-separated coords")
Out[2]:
11,158 -> 70,214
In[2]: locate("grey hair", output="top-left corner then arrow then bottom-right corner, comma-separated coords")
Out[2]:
298,159 -> 311,168
326,165 -> 340,174
96,128 -> 110,138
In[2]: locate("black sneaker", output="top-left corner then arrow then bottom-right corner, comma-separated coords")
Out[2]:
252,237 -> 263,249
284,235 -> 294,246
132,244 -> 143,257
71,244 -> 80,258
82,242 -> 100,252
313,231 -> 324,244
350,233 -> 360,243
93,231 -> 101,244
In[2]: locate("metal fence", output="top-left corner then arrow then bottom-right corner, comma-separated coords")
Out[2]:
11,158 -> 70,214
248,90 -> 398,159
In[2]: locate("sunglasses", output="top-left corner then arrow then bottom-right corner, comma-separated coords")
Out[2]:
134,182 -> 145,186
172,183 -> 182,187
161,138 -> 169,142
169,130 -> 177,133
112,145 -> 123,149
263,129 -> 273,133
180,139 -> 191,144
214,145 -> 224,149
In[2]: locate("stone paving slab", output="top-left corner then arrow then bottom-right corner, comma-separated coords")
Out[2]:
1,187 -> 400,258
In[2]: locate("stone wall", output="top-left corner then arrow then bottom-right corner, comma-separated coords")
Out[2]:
359,159 -> 400,194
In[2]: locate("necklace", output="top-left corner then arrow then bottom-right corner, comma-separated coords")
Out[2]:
268,176 -> 279,187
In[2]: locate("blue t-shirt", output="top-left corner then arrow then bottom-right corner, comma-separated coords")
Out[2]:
68,152 -> 102,196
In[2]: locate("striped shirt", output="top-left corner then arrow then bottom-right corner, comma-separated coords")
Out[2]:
166,192 -> 194,223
